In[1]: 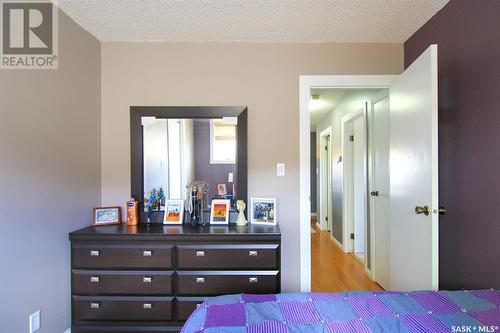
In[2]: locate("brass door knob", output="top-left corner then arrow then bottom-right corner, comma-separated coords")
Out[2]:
370,191 -> 379,197
415,205 -> 430,216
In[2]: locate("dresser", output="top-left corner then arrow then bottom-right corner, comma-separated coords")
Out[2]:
69,223 -> 281,333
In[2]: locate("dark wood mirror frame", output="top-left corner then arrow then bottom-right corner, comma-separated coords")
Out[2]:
130,106 -> 248,223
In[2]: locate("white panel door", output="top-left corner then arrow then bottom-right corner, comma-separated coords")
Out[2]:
389,45 -> 438,290
371,94 -> 391,290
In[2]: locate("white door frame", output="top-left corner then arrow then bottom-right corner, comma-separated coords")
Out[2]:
341,107 -> 367,256
299,75 -> 397,292
318,127 -> 332,231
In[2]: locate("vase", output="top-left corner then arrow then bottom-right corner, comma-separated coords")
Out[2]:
236,207 -> 247,226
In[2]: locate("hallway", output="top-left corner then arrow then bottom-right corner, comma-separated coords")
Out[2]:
311,220 -> 383,292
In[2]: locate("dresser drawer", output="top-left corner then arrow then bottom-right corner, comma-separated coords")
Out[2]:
72,244 -> 172,269
177,244 -> 279,269
175,297 -> 207,321
176,271 -> 279,296
72,270 -> 173,295
72,296 -> 173,321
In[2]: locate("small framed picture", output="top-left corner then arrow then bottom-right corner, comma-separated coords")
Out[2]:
163,200 -> 184,225
92,206 -> 121,226
216,183 -> 227,196
210,199 -> 231,225
250,198 -> 277,225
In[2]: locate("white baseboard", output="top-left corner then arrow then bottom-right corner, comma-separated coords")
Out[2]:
330,234 -> 344,251
365,266 -> 374,280
315,222 -> 326,230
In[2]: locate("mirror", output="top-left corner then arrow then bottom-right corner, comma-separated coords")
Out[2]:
143,117 -> 237,208
130,107 -> 247,224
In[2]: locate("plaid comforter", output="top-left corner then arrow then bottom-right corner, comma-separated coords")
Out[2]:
181,290 -> 499,333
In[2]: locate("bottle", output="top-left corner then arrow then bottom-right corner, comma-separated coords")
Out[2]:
126,196 -> 139,226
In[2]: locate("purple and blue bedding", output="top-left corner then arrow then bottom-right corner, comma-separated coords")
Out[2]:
181,290 -> 499,333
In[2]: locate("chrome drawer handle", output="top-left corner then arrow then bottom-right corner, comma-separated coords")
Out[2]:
143,277 -> 152,283
143,250 -> 152,256
196,250 -> 205,257
249,250 -> 258,256
143,303 -> 152,309
196,277 -> 205,283
90,250 -> 100,256
249,277 -> 258,283
90,276 -> 100,283
90,302 -> 100,309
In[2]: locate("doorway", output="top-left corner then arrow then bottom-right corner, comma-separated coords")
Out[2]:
300,75 -> 394,291
310,88 -> 387,292
319,127 -> 332,231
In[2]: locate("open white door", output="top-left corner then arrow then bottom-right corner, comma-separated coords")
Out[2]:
389,44 -> 438,291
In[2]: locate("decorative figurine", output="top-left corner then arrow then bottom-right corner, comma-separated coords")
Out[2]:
236,200 -> 247,226
149,188 -> 158,211
158,187 -> 165,207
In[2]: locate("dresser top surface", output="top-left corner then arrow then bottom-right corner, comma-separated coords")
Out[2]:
69,223 -> 281,241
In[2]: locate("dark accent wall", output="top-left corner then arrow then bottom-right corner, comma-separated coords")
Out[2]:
404,0 -> 500,290
310,132 -> 317,214
194,119 -> 236,199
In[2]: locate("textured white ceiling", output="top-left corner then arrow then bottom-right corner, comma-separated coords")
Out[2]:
57,0 -> 448,42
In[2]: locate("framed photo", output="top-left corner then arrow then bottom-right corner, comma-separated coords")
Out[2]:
163,200 -> 184,225
216,183 -> 227,196
250,198 -> 277,225
92,206 -> 121,226
210,199 -> 231,225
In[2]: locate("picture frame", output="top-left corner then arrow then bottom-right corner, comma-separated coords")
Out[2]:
250,198 -> 277,225
92,206 -> 122,226
163,200 -> 184,225
216,183 -> 227,196
210,199 -> 231,225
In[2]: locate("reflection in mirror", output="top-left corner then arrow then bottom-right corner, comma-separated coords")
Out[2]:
142,117 -> 237,222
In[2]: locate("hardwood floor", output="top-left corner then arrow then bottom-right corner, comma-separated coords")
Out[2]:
311,219 -> 382,292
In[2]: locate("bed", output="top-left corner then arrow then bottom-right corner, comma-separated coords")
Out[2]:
181,290 -> 499,332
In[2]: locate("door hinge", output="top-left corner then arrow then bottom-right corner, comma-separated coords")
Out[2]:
325,216 -> 328,222
325,145 -> 328,150
349,135 -> 354,142
350,233 -> 354,240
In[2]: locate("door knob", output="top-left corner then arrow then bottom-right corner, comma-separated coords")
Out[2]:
370,191 -> 379,197
415,205 -> 430,216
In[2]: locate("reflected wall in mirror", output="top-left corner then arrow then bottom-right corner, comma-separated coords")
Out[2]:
130,106 -> 247,224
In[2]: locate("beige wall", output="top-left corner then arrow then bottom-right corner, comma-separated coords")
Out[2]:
0,11 -> 101,333
101,42 -> 403,291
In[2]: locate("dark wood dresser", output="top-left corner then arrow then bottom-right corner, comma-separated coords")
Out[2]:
69,223 -> 281,333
